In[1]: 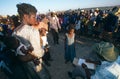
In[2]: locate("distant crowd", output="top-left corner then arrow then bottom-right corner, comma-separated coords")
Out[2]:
0,6 -> 120,44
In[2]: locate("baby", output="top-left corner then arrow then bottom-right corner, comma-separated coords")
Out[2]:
3,36 -> 40,66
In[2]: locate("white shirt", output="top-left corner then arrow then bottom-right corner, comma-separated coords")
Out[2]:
66,33 -> 75,45
13,25 -> 44,58
50,16 -> 61,31
75,20 -> 81,30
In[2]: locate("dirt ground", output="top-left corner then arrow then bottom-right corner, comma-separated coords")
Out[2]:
46,32 -> 100,79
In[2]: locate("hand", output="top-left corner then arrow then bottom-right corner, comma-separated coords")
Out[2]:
85,59 -> 92,63
81,63 -> 87,69
33,58 -> 40,65
44,48 -> 48,52
82,63 -> 91,79
20,46 -> 28,54
95,61 -> 101,65
85,59 -> 101,65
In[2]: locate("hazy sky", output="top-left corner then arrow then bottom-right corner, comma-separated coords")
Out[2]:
0,0 -> 120,16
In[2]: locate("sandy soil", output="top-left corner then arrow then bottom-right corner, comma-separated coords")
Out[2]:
46,32 -> 100,79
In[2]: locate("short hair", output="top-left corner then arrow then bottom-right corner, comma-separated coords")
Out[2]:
68,24 -> 75,33
51,12 -> 56,17
40,14 -> 46,20
16,3 -> 37,19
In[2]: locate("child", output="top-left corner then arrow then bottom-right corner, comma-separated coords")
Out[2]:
40,28 -> 51,66
64,24 -> 76,63
3,36 -> 40,65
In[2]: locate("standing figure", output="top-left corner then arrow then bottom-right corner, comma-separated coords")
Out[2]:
49,12 -> 61,44
102,6 -> 119,42
64,24 -> 76,63
12,3 -> 47,79
40,28 -> 51,66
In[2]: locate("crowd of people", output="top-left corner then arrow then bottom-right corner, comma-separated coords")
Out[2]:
0,2 -> 120,79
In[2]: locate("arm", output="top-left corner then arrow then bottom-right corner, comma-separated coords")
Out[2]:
18,45 -> 38,62
74,33 -> 76,48
64,34 -> 67,50
82,63 -> 91,79
85,59 -> 101,65
17,53 -> 36,62
55,16 -> 61,30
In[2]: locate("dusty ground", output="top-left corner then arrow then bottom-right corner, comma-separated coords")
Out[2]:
46,32 -> 100,79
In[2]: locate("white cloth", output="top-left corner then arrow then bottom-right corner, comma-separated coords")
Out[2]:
75,20 -> 81,30
66,33 -> 75,45
50,16 -> 61,31
13,25 -> 44,58
41,36 -> 48,48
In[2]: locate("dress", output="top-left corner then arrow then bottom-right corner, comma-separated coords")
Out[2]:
65,33 -> 76,62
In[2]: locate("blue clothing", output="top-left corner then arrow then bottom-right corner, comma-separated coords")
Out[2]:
91,56 -> 120,79
65,33 -> 76,62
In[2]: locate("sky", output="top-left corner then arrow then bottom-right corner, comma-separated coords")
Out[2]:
0,0 -> 120,16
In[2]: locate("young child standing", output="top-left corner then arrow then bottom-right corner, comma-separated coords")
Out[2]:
64,24 -> 76,63
40,28 -> 51,66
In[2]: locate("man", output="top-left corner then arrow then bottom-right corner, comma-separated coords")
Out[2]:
49,12 -> 61,44
68,41 -> 120,79
102,7 -> 119,42
12,3 -> 44,79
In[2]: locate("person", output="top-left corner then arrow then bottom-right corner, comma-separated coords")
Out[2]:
75,17 -> 81,36
3,36 -> 40,64
12,3 -> 46,79
40,28 -> 52,66
33,14 -> 52,66
64,24 -> 76,64
68,41 -> 120,79
1,36 -> 40,79
102,6 -> 119,42
33,14 -> 49,31
49,12 -> 61,44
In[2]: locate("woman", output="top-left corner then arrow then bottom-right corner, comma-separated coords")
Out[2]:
12,3 -> 44,79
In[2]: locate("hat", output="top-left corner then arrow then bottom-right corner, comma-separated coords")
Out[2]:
115,8 -> 120,15
93,41 -> 119,61
95,8 -> 99,11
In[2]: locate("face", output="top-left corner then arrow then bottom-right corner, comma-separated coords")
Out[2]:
24,13 -> 37,25
69,29 -> 75,34
43,17 -> 49,24
40,29 -> 46,36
